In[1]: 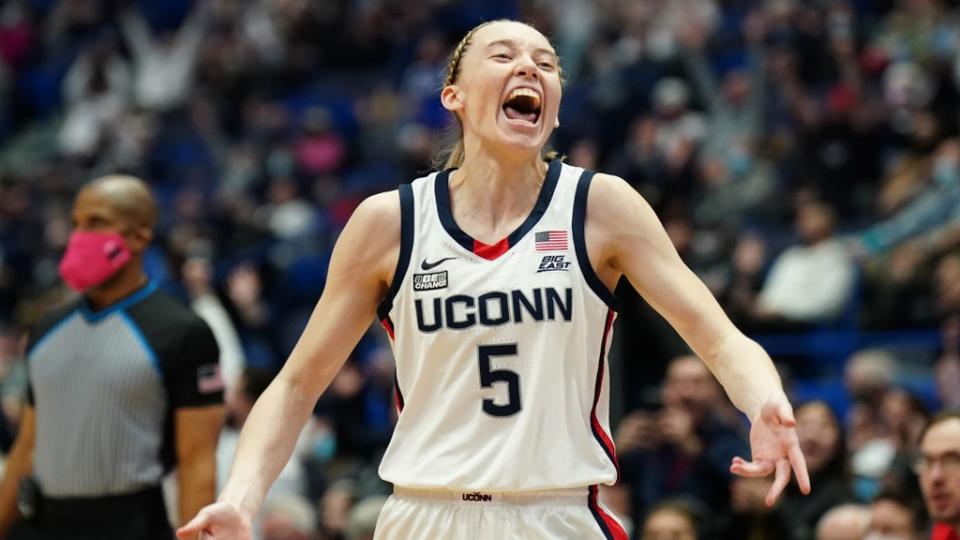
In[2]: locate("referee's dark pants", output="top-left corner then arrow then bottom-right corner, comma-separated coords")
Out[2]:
10,485 -> 173,540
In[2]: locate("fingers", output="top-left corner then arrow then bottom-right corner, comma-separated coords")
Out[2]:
765,459 -> 791,506
789,442 -> 812,494
176,513 -> 208,540
730,456 -> 775,478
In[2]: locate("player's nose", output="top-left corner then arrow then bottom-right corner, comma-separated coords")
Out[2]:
513,52 -> 539,79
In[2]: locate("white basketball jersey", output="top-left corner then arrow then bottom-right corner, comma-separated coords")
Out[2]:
376,160 -> 619,492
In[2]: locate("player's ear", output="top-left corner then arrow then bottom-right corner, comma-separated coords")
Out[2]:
441,85 -> 465,113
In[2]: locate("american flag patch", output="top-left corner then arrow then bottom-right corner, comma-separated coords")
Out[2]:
535,230 -> 568,251
197,364 -> 224,394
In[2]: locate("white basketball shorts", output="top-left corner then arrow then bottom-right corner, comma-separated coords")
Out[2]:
373,486 -> 628,539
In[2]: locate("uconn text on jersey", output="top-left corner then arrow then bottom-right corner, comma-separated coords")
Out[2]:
415,287 -> 573,332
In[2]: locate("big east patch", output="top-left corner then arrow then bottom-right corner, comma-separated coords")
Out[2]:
538,255 -> 571,273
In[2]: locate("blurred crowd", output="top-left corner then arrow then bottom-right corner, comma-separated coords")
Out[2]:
0,0 -> 959,538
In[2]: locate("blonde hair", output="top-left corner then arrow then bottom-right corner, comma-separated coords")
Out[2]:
432,20 -> 562,170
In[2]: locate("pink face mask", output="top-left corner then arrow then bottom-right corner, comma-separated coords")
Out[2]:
58,231 -> 133,291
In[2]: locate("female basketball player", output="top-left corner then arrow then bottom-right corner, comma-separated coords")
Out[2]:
178,20 -> 810,540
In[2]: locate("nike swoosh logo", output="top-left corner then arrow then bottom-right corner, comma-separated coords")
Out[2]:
421,257 -> 457,270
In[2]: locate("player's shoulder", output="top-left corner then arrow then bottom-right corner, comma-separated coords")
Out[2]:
350,189 -> 402,232
589,172 -> 634,195
346,180 -> 424,244
583,171 -> 647,212
334,187 -> 414,284
355,170 -> 435,215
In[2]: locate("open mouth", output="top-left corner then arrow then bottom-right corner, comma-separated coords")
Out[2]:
502,88 -> 541,125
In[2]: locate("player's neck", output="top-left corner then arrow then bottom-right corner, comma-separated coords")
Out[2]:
453,151 -> 546,221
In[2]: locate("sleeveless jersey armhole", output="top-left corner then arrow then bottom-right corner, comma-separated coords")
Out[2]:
573,171 -> 619,310
377,183 -> 415,320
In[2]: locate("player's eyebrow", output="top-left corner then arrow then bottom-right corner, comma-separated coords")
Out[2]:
485,39 -> 557,60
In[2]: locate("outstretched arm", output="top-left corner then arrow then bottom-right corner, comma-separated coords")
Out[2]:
177,191 -> 401,539
585,173 -> 810,504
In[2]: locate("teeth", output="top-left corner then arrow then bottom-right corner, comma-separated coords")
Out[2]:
507,88 -> 541,109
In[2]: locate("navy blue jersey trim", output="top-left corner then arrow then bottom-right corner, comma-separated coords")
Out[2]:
588,486 -> 615,540
80,281 -> 159,323
394,372 -> 405,411
591,310 -> 620,482
573,171 -> 619,309
435,159 -> 562,256
377,184 -> 414,320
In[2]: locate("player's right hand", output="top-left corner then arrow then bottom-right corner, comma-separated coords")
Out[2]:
176,501 -> 253,540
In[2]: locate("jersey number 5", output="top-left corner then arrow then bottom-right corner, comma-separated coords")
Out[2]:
478,344 -> 521,417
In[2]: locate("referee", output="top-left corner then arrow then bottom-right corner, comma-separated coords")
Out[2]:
0,175 -> 225,539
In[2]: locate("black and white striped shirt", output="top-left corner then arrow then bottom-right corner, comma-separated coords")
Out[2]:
26,282 -> 222,497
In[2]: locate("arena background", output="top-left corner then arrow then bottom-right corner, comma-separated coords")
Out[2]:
0,0 -> 958,538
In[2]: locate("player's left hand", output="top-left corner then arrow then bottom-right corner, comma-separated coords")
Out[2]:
730,397 -> 811,506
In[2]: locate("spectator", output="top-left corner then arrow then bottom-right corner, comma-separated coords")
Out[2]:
936,338 -> 960,410
935,253 -> 960,316
318,479 -> 356,540
846,349 -> 898,452
866,486 -> 927,540
680,8 -> 766,160
120,3 -> 209,111
728,400 -> 853,540
260,492 -> 316,540
182,255 -> 245,392
916,412 -> 960,540
58,34 -> 130,158
641,501 -> 699,540
0,326 -> 24,452
649,77 -> 706,158
854,139 -> 960,258
754,200 -> 856,325
618,355 -> 747,528
815,504 -> 871,540
344,495 -> 388,540
881,389 -> 930,457
217,367 -> 309,509
791,401 -> 856,528
681,7 -> 783,229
